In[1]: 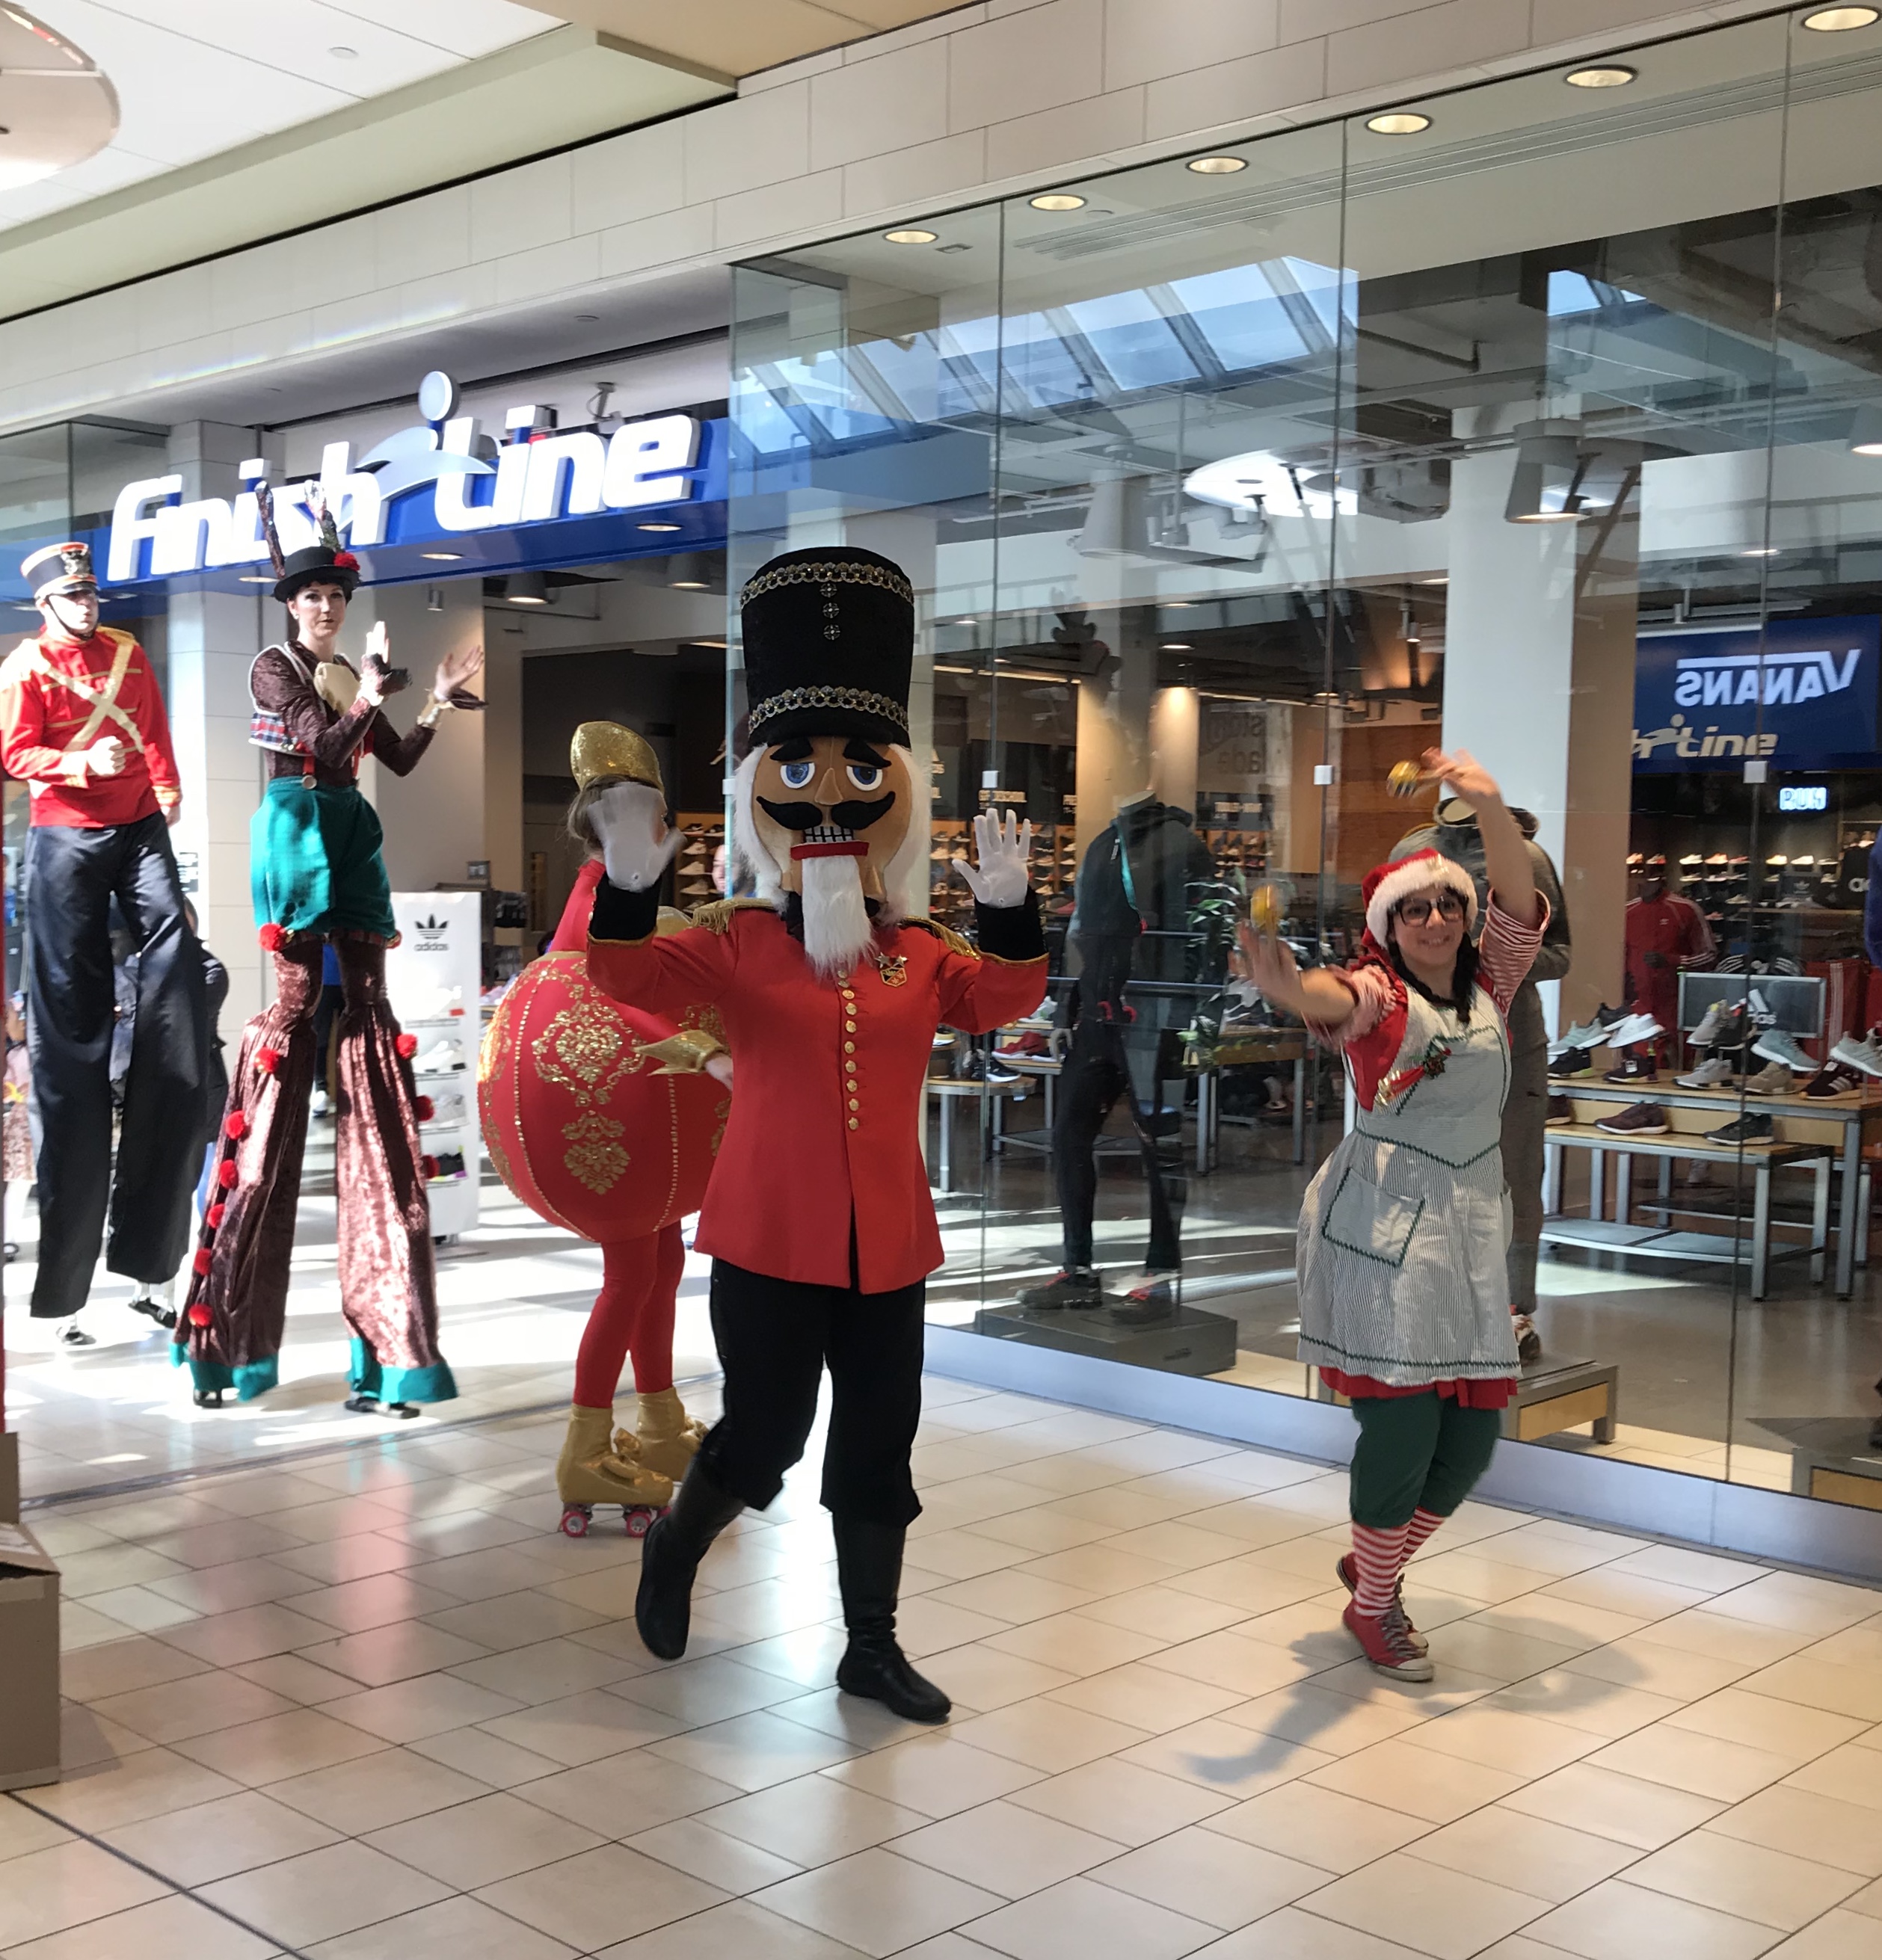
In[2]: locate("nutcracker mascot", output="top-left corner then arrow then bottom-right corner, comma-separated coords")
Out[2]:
1,542 -> 207,1345
585,546 -> 1048,1723
479,721 -> 731,1532
175,491 -> 482,1413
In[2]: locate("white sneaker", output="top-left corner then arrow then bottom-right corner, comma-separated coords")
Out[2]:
1753,1029 -> 1815,1073
413,1040 -> 464,1074
420,1090 -> 467,1125
1675,1056 -> 1735,1088
1608,1013 -> 1664,1048
402,984 -> 464,1023
1690,999 -> 1732,1044
1832,1032 -> 1882,1079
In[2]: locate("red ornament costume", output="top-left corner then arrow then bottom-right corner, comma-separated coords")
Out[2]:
477,725 -> 729,1528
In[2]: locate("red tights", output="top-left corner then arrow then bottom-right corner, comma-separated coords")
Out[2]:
573,1223 -> 684,1407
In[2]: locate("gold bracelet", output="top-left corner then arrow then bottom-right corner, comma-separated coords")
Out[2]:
416,693 -> 449,729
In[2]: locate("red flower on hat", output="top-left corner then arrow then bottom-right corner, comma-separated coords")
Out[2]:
333,550 -> 359,571
188,1301 -> 212,1328
396,1033 -> 418,1059
218,1159 -> 239,1190
225,1110 -> 248,1140
256,1047 -> 280,1074
258,923 -> 286,952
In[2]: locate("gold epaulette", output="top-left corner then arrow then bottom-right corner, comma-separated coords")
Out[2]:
903,916 -> 977,959
686,897 -> 775,936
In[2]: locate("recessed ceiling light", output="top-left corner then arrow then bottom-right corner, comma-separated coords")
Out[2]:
1030,193 -> 1086,212
1565,64 -> 1636,87
1742,546 -> 1781,555
329,45 -> 357,58
1803,7 -> 1878,28
419,552 -> 463,561
238,574 -> 271,584
638,522 -> 682,532
505,571 -> 549,605
1161,642 -> 1193,651
1187,155 -> 1247,174
1366,111 -> 1431,135
671,580 -> 708,590
884,227 -> 938,244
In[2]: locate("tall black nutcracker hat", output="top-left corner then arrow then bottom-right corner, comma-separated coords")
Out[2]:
739,546 -> 914,748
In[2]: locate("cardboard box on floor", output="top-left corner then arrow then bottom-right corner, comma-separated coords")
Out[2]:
0,1437 -> 61,1790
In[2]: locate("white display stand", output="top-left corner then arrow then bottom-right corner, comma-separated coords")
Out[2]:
387,891 -> 482,1240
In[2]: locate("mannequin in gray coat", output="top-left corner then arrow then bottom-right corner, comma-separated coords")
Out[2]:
1391,800 -> 1572,1353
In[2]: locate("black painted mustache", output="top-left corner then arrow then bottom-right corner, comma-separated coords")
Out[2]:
757,795 -> 896,832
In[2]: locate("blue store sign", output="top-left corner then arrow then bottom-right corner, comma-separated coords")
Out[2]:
1634,616 -> 1882,771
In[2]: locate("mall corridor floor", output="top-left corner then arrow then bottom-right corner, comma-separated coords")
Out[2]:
6,1381 -> 1881,1960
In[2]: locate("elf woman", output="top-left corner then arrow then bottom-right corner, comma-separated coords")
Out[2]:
1237,748 -> 1544,1680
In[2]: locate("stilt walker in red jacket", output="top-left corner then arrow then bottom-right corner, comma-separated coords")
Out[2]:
586,547 -> 1048,1722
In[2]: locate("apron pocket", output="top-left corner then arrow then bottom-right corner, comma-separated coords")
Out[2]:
1320,1164 -> 1425,1271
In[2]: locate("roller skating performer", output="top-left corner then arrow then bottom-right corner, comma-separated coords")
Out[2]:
585,547 -> 1048,1723
478,722 -> 731,1535
1238,750 -> 1544,1682
176,492 -> 482,1412
1,542 -> 208,1346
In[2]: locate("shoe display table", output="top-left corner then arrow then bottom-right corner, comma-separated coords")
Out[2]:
1194,1032 -> 1309,1171
1314,1355 -> 1619,1443
1539,1074 -> 1880,1295
974,1294 -> 1239,1376
1782,1419 -> 1882,1509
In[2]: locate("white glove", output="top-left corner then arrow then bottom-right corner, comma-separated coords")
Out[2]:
953,810 -> 1033,908
591,781 -> 678,892
82,736 -> 126,777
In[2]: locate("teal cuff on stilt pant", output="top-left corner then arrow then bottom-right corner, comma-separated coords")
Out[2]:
171,1343 -> 280,1402
348,1337 -> 458,1405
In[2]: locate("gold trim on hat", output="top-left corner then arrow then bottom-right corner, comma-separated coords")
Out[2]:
747,685 -> 910,740
739,558 -> 914,608
571,721 -> 664,793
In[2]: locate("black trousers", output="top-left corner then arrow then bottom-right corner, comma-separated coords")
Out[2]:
1054,1017 -> 1187,1274
25,815 -> 208,1317
698,1257 -> 926,1526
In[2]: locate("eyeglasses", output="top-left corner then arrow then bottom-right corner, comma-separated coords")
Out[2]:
1394,893 -> 1467,925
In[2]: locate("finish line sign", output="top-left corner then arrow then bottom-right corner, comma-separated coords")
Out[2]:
1633,616 -> 1882,771
102,370 -> 723,585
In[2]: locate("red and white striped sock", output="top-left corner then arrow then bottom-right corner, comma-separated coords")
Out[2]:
1399,1507 -> 1445,1574
1350,1522 -> 1411,1616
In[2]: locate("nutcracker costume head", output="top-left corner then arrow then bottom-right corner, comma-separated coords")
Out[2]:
731,547 -> 924,976
22,539 -> 100,638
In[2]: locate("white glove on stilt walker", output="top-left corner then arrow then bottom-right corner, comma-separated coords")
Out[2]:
951,810 -> 1034,908
589,782 -> 679,893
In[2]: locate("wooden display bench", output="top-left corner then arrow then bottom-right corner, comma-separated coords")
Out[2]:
1781,1420 -> 1882,1510
1314,1358 -> 1618,1442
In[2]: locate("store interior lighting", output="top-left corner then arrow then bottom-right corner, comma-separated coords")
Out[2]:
504,571 -> 550,605
884,227 -> 938,244
1030,192 -> 1086,211
1504,431 -> 1591,522
1366,111 -> 1431,135
1801,7 -> 1878,29
1565,64 -> 1637,87
1187,155 -> 1246,174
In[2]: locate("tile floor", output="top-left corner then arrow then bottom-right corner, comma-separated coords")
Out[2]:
9,1375 -> 1882,1959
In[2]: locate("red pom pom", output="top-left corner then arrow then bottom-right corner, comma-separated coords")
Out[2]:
188,1301 -> 212,1328
218,1159 -> 239,1190
224,1110 -> 248,1140
415,1096 -> 434,1122
258,923 -> 286,952
256,1047 -> 280,1075
193,1247 -> 212,1275
422,1154 -> 439,1180
396,1033 -> 418,1059
333,550 -> 359,570
207,1202 -> 226,1228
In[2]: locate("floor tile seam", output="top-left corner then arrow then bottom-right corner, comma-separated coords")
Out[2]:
2,1789 -> 315,1960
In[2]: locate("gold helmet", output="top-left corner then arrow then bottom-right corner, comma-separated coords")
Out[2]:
571,721 -> 662,795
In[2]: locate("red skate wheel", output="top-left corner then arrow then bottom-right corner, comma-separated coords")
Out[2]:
559,1506 -> 592,1538
624,1508 -> 654,1538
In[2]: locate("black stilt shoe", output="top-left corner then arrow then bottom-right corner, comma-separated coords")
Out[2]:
635,1458 -> 745,1661
833,1517 -> 951,1724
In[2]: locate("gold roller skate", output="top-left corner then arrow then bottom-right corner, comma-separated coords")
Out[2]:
556,1404 -> 672,1539
622,1387 -> 710,1484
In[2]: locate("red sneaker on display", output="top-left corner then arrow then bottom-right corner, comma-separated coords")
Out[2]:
1342,1597 -> 1434,1679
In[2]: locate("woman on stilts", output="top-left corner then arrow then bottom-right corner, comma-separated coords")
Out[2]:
1237,748 -> 1543,1680
176,492 -> 483,1414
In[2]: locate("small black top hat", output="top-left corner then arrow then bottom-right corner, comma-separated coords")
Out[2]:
274,545 -> 360,605
740,546 -> 914,747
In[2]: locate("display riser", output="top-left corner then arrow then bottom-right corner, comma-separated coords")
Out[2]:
973,1299 -> 1238,1376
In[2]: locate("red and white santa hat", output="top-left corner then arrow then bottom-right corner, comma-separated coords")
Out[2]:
1362,847 -> 1478,949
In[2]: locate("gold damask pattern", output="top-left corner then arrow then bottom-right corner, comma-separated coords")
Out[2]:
562,1110 -> 632,1195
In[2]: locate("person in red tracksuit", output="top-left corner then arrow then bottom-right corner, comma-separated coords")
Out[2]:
586,546 -> 1048,1725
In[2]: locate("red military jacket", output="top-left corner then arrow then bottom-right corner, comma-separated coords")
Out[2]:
0,625 -> 181,828
589,900 -> 1047,1292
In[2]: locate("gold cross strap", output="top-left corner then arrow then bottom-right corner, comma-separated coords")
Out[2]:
23,629 -> 140,750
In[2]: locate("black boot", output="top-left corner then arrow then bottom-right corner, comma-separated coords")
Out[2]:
635,1458 -> 745,1661
832,1517 -> 951,1724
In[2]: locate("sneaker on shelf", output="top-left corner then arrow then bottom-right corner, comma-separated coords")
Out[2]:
1596,1101 -> 1669,1135
985,1061 -> 1022,1086
1830,1030 -> 1882,1079
1110,1274 -> 1177,1326
1017,1268 -> 1104,1313
1744,1062 -> 1795,1096
427,1150 -> 467,1181
413,1040 -> 464,1074
1804,1064 -> 1866,1099
1607,1012 -> 1664,1048
1546,1094 -> 1575,1126
1689,999 -> 1733,1046
1603,1054 -> 1656,1084
420,1090 -> 467,1126
1707,1111 -> 1775,1144
1341,1598 -> 1433,1681
1675,1056 -> 1735,1089
1563,1005 -> 1628,1050
1512,1311 -> 1543,1366
1548,1050 -> 1591,1079
1753,1029 -> 1816,1073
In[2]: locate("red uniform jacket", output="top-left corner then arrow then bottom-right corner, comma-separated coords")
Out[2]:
590,902 -> 1047,1292
0,626 -> 180,828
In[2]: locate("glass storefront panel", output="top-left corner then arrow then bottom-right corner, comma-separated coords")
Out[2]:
731,7 -> 1882,1517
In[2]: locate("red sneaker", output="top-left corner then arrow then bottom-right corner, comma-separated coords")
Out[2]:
1342,1597 -> 1434,1680
1335,1553 -> 1428,1656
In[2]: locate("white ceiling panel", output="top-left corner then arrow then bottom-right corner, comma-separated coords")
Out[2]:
316,0 -> 565,60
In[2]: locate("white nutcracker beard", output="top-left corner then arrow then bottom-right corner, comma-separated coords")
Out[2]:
798,853 -> 876,977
